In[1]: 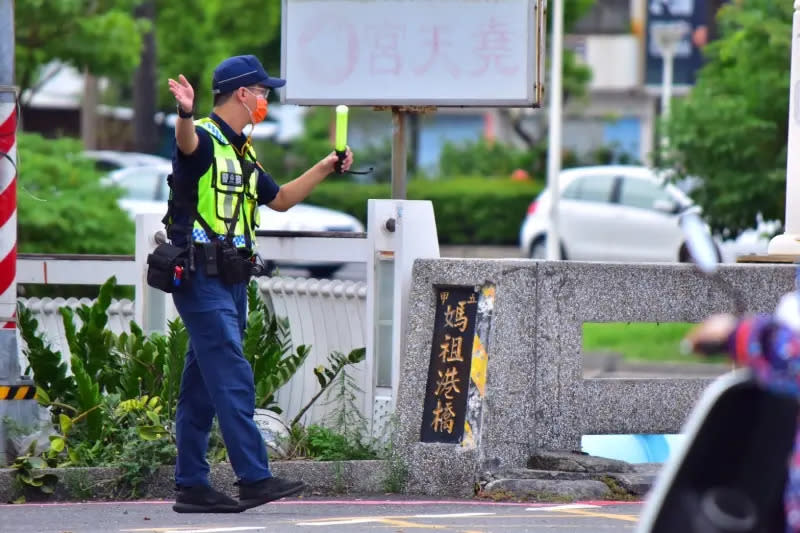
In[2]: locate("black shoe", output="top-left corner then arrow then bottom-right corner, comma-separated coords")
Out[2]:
172,484 -> 242,513
238,476 -> 307,510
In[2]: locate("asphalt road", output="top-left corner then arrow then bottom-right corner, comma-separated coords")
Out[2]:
1,496 -> 642,533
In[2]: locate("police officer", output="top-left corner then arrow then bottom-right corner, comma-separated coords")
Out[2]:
166,55 -> 354,513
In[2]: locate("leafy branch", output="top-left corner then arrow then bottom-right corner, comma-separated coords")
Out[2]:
290,348 -> 366,427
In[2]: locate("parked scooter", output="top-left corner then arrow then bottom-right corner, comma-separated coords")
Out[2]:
637,212 -> 799,533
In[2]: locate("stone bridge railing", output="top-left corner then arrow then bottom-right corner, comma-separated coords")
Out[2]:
394,259 -> 796,495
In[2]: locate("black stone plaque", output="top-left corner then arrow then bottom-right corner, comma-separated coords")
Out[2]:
420,285 -> 479,443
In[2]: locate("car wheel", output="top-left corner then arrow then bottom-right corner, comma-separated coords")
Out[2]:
529,237 -> 566,260
679,242 -> 723,263
308,265 -> 340,279
530,239 -> 547,259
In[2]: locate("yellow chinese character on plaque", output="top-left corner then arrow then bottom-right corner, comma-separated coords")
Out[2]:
467,293 -> 477,305
440,291 -> 450,305
434,366 -> 461,399
431,399 -> 457,433
444,301 -> 469,332
439,334 -> 464,363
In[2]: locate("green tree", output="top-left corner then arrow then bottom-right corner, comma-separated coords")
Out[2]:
17,133 -> 134,255
15,0 -> 147,102
154,0 -> 282,114
662,0 -> 791,236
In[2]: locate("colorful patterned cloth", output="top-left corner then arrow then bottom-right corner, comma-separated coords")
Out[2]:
728,314 -> 800,532
191,228 -> 247,248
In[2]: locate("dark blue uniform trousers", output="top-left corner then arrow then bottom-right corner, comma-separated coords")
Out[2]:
172,267 -> 271,487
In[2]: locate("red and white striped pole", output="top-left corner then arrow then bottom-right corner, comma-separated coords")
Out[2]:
0,88 -> 16,331
0,0 -> 19,371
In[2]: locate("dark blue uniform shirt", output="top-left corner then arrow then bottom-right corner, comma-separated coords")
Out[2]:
169,112 -> 280,246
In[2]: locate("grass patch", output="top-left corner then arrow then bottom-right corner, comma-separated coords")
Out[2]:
598,476 -> 637,501
582,322 -> 728,364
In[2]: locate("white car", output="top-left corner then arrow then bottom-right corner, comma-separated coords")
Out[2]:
519,165 -> 715,262
107,164 -> 365,277
84,150 -> 172,172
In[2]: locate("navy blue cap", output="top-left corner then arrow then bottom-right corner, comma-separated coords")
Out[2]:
211,55 -> 286,95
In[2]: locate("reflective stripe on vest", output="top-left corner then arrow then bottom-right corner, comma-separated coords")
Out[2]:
193,118 -> 260,248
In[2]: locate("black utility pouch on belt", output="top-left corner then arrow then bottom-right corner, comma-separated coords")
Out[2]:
146,243 -> 190,293
219,243 -> 254,285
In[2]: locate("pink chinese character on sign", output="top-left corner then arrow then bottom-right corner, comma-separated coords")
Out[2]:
413,25 -> 461,78
368,24 -> 406,76
471,17 -> 519,76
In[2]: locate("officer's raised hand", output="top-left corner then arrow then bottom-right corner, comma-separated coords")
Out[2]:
322,147 -> 354,174
168,74 -> 195,114
168,74 -> 199,154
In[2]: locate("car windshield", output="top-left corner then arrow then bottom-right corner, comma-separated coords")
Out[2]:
561,174 -> 616,202
114,169 -> 165,201
619,177 -> 674,209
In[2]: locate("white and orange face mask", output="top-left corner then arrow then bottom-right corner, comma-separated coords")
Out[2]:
242,88 -> 268,124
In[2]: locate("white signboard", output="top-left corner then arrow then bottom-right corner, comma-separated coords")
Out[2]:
281,0 -> 546,107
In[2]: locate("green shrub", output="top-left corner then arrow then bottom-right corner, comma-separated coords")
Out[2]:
305,425 -> 378,461
306,177 -> 543,245
439,138 -> 547,179
17,133 -> 134,255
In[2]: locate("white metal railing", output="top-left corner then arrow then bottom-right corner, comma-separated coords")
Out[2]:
16,200 -> 441,435
18,254 -> 137,286
16,279 -> 368,427
17,297 -> 135,372
260,277 -> 368,425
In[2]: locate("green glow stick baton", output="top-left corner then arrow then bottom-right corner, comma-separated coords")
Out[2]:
335,105 -> 348,173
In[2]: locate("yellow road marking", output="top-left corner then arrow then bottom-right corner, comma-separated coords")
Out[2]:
295,518 -> 380,526
378,517 -> 450,529
555,508 -> 639,522
124,506 -> 639,533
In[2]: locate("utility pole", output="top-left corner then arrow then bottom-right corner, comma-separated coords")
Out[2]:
0,0 -> 22,387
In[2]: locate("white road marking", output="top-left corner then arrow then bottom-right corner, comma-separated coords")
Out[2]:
526,503 -> 602,511
156,528 -> 266,533
144,526 -> 267,533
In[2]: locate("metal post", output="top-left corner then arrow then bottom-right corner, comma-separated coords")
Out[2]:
0,0 -> 31,465
0,0 -> 19,364
661,50 -> 674,123
546,0 -> 564,261
660,49 -> 675,150
769,0 -> 800,255
391,108 -> 407,200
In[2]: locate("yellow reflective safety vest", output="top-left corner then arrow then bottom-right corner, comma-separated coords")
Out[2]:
192,118 -> 260,249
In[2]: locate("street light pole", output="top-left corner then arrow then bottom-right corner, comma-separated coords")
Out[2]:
769,0 -> 800,255
651,21 -> 689,149
546,0 -> 564,261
